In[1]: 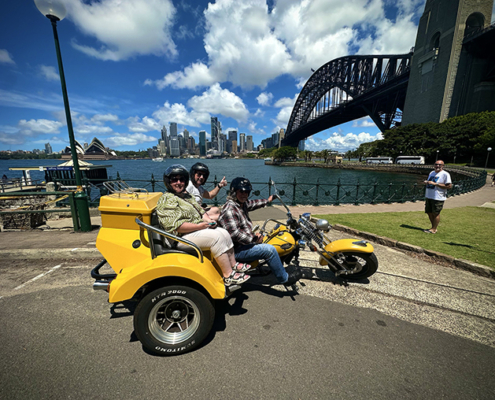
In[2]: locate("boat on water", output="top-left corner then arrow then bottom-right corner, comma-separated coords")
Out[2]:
264,157 -> 272,161
152,157 -> 164,162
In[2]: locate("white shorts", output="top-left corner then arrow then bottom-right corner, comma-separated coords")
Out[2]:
179,227 -> 233,258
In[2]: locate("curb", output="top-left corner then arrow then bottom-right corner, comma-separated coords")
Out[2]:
332,224 -> 495,280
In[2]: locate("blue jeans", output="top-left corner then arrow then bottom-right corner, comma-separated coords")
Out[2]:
235,243 -> 288,284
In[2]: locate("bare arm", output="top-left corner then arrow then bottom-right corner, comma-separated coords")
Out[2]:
203,176 -> 227,199
176,221 -> 210,233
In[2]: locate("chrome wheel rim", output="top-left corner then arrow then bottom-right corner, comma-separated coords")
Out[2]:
337,254 -> 365,274
148,295 -> 200,345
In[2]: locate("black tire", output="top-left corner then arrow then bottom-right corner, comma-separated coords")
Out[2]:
133,285 -> 215,356
334,252 -> 378,281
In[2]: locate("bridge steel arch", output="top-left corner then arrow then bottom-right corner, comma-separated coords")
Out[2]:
283,53 -> 412,147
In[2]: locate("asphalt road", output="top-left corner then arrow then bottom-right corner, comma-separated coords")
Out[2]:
1,256 -> 495,400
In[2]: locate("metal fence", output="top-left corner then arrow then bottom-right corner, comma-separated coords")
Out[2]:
120,168 -> 487,207
0,167 -> 487,231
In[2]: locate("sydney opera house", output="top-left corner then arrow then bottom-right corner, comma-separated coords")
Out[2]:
61,137 -> 117,160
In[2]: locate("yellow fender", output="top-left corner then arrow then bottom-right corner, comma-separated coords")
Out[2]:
108,253 -> 226,303
319,239 -> 374,266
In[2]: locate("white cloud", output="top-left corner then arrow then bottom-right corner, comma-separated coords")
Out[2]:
105,133 -> 158,147
257,92 -> 273,106
152,63 -> 217,90
126,116 -> 161,133
18,119 -> 63,134
147,0 -> 424,91
352,117 -> 376,128
0,49 -> 15,64
66,0 -> 177,61
187,84 -> 249,123
152,102 -> 209,127
273,94 -> 298,127
0,132 -> 24,145
306,131 -> 382,152
39,65 -> 59,81
75,125 -> 114,136
91,114 -> 119,124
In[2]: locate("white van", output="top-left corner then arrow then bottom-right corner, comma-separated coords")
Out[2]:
395,156 -> 425,164
365,157 -> 393,164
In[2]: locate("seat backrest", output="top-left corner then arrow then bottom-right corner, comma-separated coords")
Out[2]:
149,211 -> 198,258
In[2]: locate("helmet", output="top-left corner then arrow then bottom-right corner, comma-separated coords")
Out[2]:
230,177 -> 252,195
163,164 -> 189,193
190,162 -> 210,185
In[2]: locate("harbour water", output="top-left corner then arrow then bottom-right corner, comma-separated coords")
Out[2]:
1,158 -> 430,205
1,158 -> 424,186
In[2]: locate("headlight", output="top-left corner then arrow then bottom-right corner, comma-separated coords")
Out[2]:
316,219 -> 330,232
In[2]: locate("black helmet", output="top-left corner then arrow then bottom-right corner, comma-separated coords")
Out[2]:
230,177 -> 252,194
163,164 -> 189,193
190,162 -> 210,185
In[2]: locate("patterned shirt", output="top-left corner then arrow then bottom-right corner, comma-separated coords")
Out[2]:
156,191 -> 205,235
217,198 -> 269,247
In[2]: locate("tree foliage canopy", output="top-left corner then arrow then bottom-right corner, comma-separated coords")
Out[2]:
355,111 -> 495,164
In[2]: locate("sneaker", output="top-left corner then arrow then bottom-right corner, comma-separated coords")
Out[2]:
283,265 -> 302,286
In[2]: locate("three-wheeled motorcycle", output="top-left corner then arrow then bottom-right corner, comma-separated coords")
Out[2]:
92,183 -> 377,356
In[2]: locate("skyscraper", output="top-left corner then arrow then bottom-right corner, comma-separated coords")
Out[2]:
161,125 -> 169,154
158,140 -> 166,155
170,137 -> 180,157
227,130 -> 237,153
246,135 -> 253,151
278,128 -> 285,148
45,142 -> 53,154
170,122 -> 178,137
199,131 -> 206,156
211,117 -> 219,149
161,125 -> 167,141
239,133 -> 246,152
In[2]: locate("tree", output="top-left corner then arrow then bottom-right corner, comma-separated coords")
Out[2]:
273,146 -> 298,162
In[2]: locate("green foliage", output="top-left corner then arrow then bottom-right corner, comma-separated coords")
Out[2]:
114,150 -> 149,158
273,146 -> 297,161
354,111 -> 495,165
258,148 -> 276,157
0,153 -> 61,160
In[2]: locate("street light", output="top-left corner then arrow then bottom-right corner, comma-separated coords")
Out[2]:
34,0 -> 91,231
436,150 -> 439,162
486,147 -> 492,169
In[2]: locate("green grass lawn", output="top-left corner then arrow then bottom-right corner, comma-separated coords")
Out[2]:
315,207 -> 495,268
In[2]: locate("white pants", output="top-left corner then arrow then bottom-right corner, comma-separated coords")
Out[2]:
178,227 -> 233,258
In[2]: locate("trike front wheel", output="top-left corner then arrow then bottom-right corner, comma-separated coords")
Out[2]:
334,252 -> 378,281
133,285 -> 214,356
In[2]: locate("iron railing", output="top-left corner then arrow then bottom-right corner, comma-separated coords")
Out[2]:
120,168 -> 487,207
0,167 -> 487,231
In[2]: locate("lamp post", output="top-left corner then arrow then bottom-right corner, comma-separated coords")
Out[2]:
486,147 -> 492,169
436,150 -> 439,162
34,0 -> 91,231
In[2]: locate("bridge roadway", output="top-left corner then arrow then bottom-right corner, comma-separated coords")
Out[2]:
0,184 -> 494,398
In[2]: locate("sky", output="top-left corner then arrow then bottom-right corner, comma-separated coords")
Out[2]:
0,0 -> 493,154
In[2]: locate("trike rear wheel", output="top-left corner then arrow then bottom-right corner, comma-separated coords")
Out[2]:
134,285 -> 214,356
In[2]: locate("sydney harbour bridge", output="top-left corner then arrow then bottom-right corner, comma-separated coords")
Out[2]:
282,0 -> 495,147
283,53 -> 412,147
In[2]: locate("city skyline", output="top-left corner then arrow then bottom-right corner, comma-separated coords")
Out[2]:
2,1 -> 494,154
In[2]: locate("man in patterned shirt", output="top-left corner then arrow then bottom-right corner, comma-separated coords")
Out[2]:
217,177 -> 301,286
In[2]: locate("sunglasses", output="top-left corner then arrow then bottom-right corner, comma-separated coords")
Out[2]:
434,164 -> 443,167
195,172 -> 207,177
170,176 -> 186,183
238,189 -> 251,194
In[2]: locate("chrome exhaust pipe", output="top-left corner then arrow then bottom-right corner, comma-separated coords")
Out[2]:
93,281 -> 110,291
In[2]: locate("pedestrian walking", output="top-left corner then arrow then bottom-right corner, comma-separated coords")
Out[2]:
424,160 -> 452,234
